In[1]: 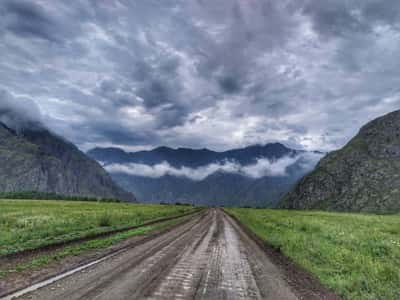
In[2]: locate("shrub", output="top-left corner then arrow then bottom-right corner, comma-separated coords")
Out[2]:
98,213 -> 112,227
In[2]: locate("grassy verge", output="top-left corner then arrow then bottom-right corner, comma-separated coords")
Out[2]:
226,208 -> 400,300
0,218 -> 184,279
0,199 -> 198,256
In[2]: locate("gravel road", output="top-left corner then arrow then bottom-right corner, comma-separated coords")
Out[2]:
12,209 -> 300,300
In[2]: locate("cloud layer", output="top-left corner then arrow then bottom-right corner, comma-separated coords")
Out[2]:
103,152 -> 322,181
0,89 -> 43,131
1,1 -> 400,151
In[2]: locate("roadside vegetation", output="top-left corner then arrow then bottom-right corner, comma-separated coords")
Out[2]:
0,191 -> 122,202
0,199 -> 197,256
0,217 -> 183,279
226,208 -> 400,300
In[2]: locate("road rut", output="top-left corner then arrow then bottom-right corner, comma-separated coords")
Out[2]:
11,209 -> 299,300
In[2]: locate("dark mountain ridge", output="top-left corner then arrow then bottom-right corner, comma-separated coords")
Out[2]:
88,143 -> 322,207
88,143 -> 301,167
281,110 -> 400,213
0,122 -> 135,201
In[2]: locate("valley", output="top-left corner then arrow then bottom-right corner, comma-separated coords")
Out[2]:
1,1 -> 400,299
0,208 -> 338,300
2,199 -> 398,300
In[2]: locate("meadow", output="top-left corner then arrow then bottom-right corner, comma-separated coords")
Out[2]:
226,208 -> 400,300
0,199 -> 197,256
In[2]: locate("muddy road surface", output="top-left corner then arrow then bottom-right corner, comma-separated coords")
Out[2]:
7,209 -> 305,300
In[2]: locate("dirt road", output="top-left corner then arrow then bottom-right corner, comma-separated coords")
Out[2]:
7,209 -> 307,299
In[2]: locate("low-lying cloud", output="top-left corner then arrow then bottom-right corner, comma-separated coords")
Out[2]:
0,90 -> 43,131
103,152 -> 323,181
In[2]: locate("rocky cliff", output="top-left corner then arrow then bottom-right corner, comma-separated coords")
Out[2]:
0,122 -> 135,201
281,110 -> 400,213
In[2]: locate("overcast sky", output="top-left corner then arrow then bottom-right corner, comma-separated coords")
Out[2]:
1,0 -> 400,152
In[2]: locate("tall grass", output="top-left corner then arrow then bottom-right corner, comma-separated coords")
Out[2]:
0,199 -> 197,256
226,208 -> 400,300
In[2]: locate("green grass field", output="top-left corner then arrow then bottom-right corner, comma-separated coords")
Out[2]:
226,208 -> 400,300
0,199 -> 197,256
0,217 -> 185,279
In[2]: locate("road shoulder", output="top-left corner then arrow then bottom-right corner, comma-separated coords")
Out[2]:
224,210 -> 340,300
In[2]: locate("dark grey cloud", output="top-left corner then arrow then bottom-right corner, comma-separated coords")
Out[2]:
3,1 -> 58,42
0,0 -> 399,152
303,2 -> 369,38
303,0 -> 400,39
218,77 -> 242,94
0,0 -> 88,44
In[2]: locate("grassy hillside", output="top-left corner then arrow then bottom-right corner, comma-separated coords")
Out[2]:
226,208 -> 400,300
281,110 -> 400,213
0,199 -> 197,256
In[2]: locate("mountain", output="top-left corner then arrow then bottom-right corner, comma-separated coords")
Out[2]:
280,110 -> 400,213
88,143 -> 294,167
88,143 -> 322,207
0,122 -> 135,201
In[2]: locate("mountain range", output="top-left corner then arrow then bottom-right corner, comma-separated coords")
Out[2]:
0,122 -> 135,201
281,110 -> 400,213
88,143 -> 323,207
2,105 -> 400,212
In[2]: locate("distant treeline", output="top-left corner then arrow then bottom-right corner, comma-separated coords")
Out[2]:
159,201 -> 194,206
0,191 -> 122,203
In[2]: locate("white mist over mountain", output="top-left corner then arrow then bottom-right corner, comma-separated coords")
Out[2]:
103,152 -> 323,181
0,90 -> 43,131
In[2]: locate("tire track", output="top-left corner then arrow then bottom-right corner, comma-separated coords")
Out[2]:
10,209 -> 301,300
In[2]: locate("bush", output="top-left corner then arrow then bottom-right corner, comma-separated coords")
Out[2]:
98,213 -> 112,227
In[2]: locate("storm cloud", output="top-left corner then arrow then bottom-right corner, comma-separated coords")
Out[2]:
0,0 -> 399,151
